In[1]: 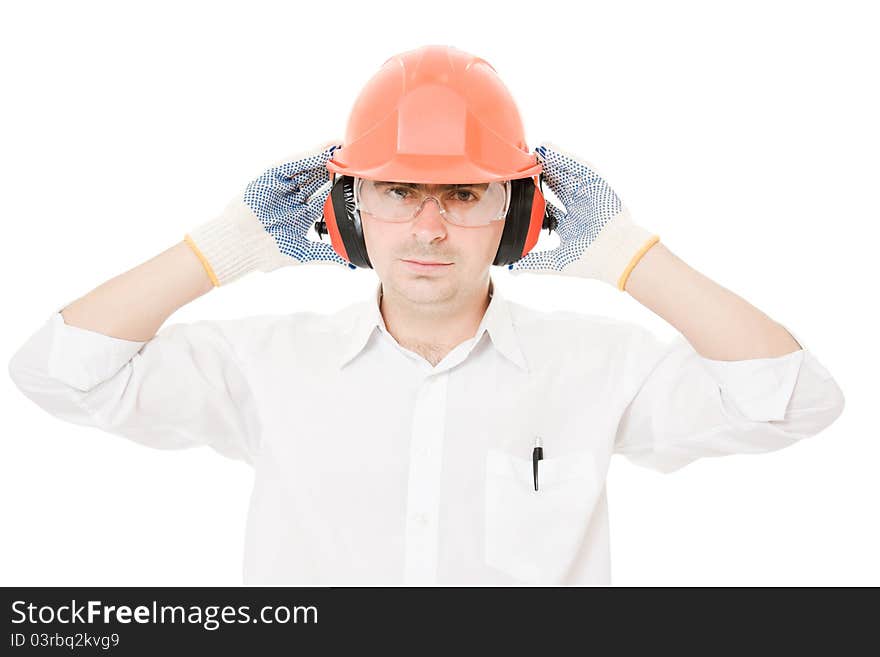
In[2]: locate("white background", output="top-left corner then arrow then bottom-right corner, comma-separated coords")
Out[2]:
1,0 -> 876,586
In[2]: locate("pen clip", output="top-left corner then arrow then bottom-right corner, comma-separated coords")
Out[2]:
532,436 -> 544,491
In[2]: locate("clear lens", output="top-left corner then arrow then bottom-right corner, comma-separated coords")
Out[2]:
356,178 -> 510,227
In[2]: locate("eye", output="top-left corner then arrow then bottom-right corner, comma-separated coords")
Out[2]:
451,190 -> 477,202
386,186 -> 413,200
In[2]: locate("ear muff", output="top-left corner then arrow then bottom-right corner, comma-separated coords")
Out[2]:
316,174 -> 555,269
318,175 -> 372,268
493,174 -> 554,266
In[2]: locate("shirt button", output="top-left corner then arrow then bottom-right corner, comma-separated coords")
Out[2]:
414,512 -> 429,527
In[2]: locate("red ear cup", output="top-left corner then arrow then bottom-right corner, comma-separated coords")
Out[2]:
316,174 -> 553,269
317,175 -> 372,268
492,176 -> 550,266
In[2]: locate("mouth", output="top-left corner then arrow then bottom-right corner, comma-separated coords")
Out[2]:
401,258 -> 453,271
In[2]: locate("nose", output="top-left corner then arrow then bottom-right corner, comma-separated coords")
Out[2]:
410,197 -> 447,241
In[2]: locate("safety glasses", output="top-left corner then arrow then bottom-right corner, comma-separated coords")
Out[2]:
354,178 -> 511,228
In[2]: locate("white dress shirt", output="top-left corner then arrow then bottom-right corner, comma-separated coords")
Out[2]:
8,277 -> 845,585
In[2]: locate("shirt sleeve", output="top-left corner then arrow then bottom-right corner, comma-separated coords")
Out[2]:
612,323 -> 845,473
8,307 -> 263,465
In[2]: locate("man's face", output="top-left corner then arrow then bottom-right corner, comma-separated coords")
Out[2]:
360,180 -> 507,306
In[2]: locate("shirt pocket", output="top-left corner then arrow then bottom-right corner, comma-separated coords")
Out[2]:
484,446 -> 598,584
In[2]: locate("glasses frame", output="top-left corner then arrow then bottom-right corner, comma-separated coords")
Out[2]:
353,177 -> 512,228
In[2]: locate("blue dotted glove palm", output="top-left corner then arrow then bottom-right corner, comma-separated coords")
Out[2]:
507,142 -> 660,291
185,141 -> 356,286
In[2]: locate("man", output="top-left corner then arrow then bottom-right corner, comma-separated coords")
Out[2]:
8,45 -> 844,585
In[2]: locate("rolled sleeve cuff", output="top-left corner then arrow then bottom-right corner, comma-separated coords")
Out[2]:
698,346 -> 805,422
46,311 -> 147,392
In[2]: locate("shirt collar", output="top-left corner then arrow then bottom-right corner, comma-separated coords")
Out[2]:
336,276 -> 529,372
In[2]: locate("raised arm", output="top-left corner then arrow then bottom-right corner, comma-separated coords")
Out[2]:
624,242 -> 802,360
60,241 -> 213,342
9,142 -> 353,463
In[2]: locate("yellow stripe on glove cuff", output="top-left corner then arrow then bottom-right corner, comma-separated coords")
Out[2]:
184,234 -> 220,287
184,197 -> 293,287
617,234 -> 661,291
559,209 -> 660,290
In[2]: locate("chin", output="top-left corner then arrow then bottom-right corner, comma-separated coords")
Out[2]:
395,276 -> 457,304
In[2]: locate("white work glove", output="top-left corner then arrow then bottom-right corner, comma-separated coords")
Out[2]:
507,142 -> 660,291
185,141 -> 356,287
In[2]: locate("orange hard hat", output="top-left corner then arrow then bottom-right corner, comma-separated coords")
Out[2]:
319,45 -> 555,269
325,44 -> 542,184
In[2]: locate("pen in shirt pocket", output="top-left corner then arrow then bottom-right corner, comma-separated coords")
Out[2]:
532,436 -> 543,491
